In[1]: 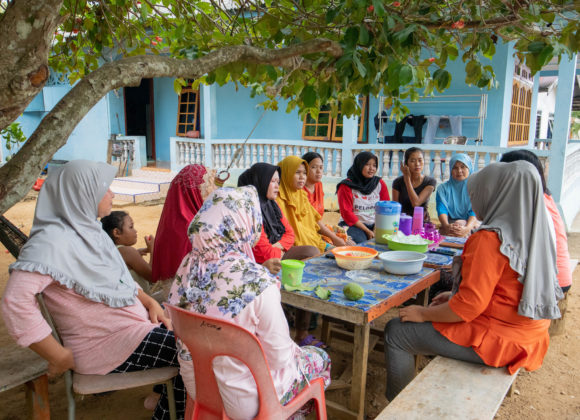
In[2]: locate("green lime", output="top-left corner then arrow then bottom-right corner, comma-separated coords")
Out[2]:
343,282 -> 364,301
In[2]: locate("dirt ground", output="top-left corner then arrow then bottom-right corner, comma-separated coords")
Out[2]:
1,197 -> 579,419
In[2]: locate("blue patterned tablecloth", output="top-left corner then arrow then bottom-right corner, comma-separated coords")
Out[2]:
441,236 -> 468,246
291,254 -> 435,312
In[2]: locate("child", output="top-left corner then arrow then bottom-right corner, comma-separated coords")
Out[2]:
101,211 -> 154,293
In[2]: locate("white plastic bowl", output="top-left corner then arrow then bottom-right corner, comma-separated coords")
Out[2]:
378,251 -> 427,275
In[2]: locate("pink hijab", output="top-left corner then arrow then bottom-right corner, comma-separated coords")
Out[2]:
152,164 -> 206,282
168,186 -> 275,318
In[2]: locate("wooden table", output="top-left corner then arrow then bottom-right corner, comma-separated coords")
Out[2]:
281,246 -> 440,420
0,342 -> 50,419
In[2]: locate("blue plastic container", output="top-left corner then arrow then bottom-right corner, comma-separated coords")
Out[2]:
375,201 -> 402,244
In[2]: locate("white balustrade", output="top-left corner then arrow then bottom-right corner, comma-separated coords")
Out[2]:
175,139 -> 552,187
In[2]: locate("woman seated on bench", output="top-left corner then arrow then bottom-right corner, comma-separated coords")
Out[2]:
1,160 -> 185,420
167,186 -> 331,419
436,153 -> 479,237
383,161 -> 563,400
500,149 -> 572,295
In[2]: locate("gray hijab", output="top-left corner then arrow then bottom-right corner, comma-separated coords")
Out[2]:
10,160 -> 137,307
467,161 -> 562,320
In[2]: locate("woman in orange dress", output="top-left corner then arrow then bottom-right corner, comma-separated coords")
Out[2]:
383,161 -> 563,400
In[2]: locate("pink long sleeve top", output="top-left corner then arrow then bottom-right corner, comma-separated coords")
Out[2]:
1,270 -> 157,374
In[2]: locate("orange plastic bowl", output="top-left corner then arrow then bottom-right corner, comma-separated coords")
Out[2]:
331,246 -> 378,270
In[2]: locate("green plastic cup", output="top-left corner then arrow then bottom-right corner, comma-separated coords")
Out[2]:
281,259 -> 305,287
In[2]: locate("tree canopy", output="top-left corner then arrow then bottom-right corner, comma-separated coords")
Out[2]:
0,0 -> 578,213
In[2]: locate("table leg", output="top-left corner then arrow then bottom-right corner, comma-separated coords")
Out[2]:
321,316 -> 332,346
416,285 -> 430,307
349,323 -> 370,419
25,374 -> 50,420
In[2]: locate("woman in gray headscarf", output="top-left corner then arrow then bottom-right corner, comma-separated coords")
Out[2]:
383,161 -> 562,400
1,160 -> 185,419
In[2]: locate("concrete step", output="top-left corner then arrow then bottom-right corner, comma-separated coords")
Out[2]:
110,168 -> 176,204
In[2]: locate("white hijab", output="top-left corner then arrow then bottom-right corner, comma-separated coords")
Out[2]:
10,160 -> 137,307
467,161 -> 562,319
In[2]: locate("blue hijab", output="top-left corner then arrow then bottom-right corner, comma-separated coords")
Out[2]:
436,154 -> 474,220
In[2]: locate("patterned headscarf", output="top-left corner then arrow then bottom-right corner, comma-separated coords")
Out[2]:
168,186 -> 276,318
152,164 -> 207,282
10,160 -> 137,307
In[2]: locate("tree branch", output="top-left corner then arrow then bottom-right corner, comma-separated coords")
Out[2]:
0,39 -> 342,213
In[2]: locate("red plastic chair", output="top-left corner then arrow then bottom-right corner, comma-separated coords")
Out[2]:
166,304 -> 327,420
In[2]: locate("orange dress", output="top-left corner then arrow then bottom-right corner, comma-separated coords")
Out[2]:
303,182 -> 325,217
433,230 -> 550,374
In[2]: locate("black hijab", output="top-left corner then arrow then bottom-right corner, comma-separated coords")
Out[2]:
336,151 -> 381,195
238,163 -> 286,244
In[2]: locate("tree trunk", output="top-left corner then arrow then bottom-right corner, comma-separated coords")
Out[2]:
0,0 -> 63,131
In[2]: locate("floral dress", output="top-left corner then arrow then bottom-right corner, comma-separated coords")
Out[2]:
168,186 -> 330,419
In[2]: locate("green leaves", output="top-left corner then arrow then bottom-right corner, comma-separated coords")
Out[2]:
399,64 -> 413,86
44,0 -> 579,119
301,85 -> 317,108
433,69 -> 451,92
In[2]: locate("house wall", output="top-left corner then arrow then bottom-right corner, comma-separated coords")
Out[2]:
5,86 -> 111,164
153,77 -> 180,163
108,89 -> 126,135
212,83 -> 303,139
368,42 -> 515,147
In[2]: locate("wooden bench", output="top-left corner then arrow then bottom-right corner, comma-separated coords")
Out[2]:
375,356 -> 518,420
0,342 -> 50,419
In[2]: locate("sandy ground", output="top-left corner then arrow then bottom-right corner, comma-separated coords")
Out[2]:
1,197 -> 579,419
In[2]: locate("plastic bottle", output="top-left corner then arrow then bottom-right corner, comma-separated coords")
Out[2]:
412,206 -> 424,234
399,214 -> 413,236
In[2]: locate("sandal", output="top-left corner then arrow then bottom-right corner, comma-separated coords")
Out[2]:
298,334 -> 329,349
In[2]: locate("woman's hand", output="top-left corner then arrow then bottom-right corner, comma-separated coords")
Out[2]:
364,227 -> 375,239
332,236 -> 346,247
138,290 -> 172,329
399,305 -> 425,323
145,235 -> 155,254
449,224 -> 470,238
400,164 -> 411,178
263,258 -> 282,275
272,242 -> 285,250
48,347 -> 76,378
29,336 -> 76,378
346,238 -> 356,246
430,291 -> 452,307
148,300 -> 172,329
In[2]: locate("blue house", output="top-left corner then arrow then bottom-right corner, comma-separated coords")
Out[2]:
4,42 -> 579,228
